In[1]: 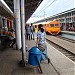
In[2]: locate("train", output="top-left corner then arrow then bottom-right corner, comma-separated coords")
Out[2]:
33,20 -> 61,35
45,20 -> 60,35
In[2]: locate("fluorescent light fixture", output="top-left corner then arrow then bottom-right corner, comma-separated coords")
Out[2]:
0,0 -> 13,14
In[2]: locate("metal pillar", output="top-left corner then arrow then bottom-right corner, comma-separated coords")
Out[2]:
20,0 -> 26,65
14,0 -> 22,50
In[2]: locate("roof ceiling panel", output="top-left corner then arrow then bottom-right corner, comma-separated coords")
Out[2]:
3,0 -> 43,22
0,6 -> 13,18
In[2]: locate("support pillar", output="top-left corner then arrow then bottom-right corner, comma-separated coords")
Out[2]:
20,0 -> 26,66
14,0 -> 22,50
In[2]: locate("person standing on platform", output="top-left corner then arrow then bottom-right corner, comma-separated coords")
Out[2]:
34,25 -> 38,43
30,24 -> 35,40
25,25 -> 28,39
36,24 -> 50,63
9,29 -> 16,48
26,25 -> 31,40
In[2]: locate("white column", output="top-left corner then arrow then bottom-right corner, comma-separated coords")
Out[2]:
14,0 -> 22,50
21,0 -> 26,62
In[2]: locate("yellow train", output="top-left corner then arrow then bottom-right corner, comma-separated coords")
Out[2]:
33,20 -> 61,35
45,20 -> 60,35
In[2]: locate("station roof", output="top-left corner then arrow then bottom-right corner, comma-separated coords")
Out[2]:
3,0 -> 43,22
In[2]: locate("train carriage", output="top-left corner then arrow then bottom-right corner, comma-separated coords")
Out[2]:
33,20 -> 61,35
45,20 -> 60,35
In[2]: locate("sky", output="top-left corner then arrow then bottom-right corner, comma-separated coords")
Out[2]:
26,0 -> 75,23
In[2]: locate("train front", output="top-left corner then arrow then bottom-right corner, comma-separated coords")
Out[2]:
49,26 -> 60,35
47,21 -> 61,35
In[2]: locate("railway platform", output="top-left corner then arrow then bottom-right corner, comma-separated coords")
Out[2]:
61,31 -> 75,35
46,35 -> 75,75
0,40 -> 58,75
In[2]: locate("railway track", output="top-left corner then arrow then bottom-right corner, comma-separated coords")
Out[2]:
46,38 -> 75,62
55,35 -> 75,43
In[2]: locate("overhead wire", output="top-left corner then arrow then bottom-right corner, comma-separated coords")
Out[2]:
33,0 -> 57,15
29,0 -> 57,23
32,0 -> 54,17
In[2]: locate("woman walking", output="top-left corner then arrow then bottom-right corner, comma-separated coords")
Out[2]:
36,24 -> 50,63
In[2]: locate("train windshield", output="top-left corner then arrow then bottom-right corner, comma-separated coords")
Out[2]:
55,24 -> 59,27
50,24 -> 54,27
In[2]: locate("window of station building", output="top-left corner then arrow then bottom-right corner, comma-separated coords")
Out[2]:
68,12 -> 71,17
72,11 -> 75,16
50,24 -> 54,27
73,23 -> 75,27
66,13 -> 70,17
70,23 -> 72,27
55,24 -> 59,27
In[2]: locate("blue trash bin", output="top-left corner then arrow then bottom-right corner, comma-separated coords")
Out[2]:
28,46 -> 42,66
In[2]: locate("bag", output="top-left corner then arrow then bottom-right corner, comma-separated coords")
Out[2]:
38,44 -> 46,52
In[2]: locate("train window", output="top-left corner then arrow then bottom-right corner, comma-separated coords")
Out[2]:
50,24 -> 54,27
55,24 -> 59,27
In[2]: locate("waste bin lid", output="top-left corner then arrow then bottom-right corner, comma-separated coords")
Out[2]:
29,46 -> 41,54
